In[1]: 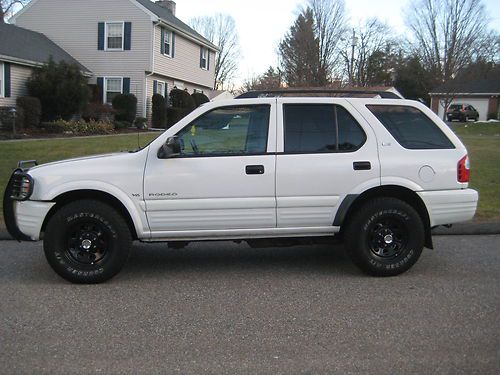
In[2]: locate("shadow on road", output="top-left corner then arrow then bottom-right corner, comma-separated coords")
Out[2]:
121,242 -> 359,280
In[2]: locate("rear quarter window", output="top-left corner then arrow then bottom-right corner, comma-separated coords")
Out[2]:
367,105 -> 455,150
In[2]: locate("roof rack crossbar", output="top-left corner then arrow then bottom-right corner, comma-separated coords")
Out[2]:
235,89 -> 402,99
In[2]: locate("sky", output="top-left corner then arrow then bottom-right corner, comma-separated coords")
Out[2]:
175,0 -> 500,85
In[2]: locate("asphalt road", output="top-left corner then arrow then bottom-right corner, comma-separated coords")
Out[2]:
0,236 -> 499,375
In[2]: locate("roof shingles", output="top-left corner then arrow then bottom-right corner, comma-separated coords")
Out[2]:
430,78 -> 500,94
0,22 -> 90,73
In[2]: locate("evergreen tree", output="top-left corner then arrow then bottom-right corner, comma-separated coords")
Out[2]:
279,9 -> 327,87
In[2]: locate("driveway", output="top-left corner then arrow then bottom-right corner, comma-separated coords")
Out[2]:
0,235 -> 499,374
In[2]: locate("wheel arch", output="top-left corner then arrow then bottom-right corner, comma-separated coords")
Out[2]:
336,185 -> 433,249
41,189 -> 140,240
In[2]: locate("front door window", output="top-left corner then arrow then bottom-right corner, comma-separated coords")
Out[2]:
176,105 -> 270,156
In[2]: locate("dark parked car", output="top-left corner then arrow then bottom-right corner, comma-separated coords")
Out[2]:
447,104 -> 479,122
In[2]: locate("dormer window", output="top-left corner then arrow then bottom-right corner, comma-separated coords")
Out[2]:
105,22 -> 124,50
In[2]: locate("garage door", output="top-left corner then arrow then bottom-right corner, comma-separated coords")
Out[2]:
438,97 -> 489,121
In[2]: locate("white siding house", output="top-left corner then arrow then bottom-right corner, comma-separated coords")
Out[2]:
12,0 -> 218,120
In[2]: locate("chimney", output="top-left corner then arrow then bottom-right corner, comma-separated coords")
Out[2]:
155,0 -> 176,15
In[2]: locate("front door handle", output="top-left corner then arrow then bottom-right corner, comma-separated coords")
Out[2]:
246,165 -> 265,175
353,161 -> 371,170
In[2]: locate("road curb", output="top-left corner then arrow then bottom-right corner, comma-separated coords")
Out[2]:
1,222 -> 499,241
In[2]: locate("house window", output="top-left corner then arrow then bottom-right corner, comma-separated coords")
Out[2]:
0,62 -> 3,98
162,29 -> 172,56
104,77 -> 123,104
157,81 -> 166,97
106,22 -> 124,50
200,47 -> 208,70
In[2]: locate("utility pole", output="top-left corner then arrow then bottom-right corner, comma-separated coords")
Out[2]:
350,28 -> 357,86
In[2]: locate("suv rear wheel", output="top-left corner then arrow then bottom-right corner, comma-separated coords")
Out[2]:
344,197 -> 424,276
43,200 -> 132,283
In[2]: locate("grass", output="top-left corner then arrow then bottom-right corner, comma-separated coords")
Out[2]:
449,121 -> 500,220
0,121 -> 499,228
0,132 -> 160,226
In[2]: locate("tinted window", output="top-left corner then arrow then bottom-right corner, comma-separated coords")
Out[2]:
283,104 -> 366,153
176,105 -> 270,156
367,105 -> 455,149
337,106 -> 366,151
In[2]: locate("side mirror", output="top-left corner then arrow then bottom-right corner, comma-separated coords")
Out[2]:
157,136 -> 181,159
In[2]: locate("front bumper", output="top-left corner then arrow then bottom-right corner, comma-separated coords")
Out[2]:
418,189 -> 478,227
3,172 -> 54,241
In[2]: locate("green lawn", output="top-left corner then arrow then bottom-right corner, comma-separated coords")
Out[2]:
449,122 -> 500,220
0,132 -> 161,226
0,122 -> 499,228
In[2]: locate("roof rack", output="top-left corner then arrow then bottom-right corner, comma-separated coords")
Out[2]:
235,89 -> 402,99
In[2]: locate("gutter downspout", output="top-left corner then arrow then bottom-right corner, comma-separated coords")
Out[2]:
144,20 -> 160,121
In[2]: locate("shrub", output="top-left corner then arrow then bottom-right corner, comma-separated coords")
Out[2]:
0,107 -> 17,130
152,93 -> 167,128
27,57 -> 90,121
487,112 -> 498,121
134,117 -> 148,129
0,107 -> 26,132
169,88 -> 196,111
43,120 -> 114,135
82,102 -> 116,122
191,92 -> 209,107
113,120 -> 130,130
16,97 -> 41,129
112,93 -> 137,124
167,107 -> 191,128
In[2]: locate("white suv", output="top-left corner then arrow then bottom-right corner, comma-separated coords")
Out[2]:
4,91 -> 478,283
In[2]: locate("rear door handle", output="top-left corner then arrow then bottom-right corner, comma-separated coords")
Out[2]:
353,161 -> 371,170
246,165 -> 265,175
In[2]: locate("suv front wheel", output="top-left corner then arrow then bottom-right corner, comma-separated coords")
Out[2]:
43,199 -> 132,283
344,197 -> 424,276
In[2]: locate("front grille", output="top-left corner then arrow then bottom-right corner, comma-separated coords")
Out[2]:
9,172 -> 34,201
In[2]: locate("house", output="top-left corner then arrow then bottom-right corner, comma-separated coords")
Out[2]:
429,79 -> 500,121
0,22 -> 90,108
11,0 -> 218,119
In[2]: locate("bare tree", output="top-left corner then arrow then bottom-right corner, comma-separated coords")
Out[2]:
404,0 -> 492,82
242,66 -> 282,92
339,19 -> 394,86
1,0 -> 29,22
189,14 -> 240,90
306,0 -> 348,80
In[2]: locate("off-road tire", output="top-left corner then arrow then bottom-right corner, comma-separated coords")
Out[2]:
44,199 -> 132,283
344,197 -> 425,276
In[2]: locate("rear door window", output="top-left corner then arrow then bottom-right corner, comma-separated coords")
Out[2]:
283,104 -> 366,153
367,105 -> 455,149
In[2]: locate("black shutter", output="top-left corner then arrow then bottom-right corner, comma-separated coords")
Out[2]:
171,32 -> 175,58
153,80 -> 158,94
123,78 -> 130,94
160,28 -> 165,55
97,77 -> 104,103
4,62 -> 11,97
124,22 -> 132,50
200,46 -> 203,68
96,77 -> 104,102
207,50 -> 210,70
98,22 -> 105,50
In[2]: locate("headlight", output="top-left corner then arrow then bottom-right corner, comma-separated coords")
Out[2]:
10,172 -> 34,201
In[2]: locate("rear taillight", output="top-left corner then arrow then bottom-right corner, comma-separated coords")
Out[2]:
457,155 -> 470,183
